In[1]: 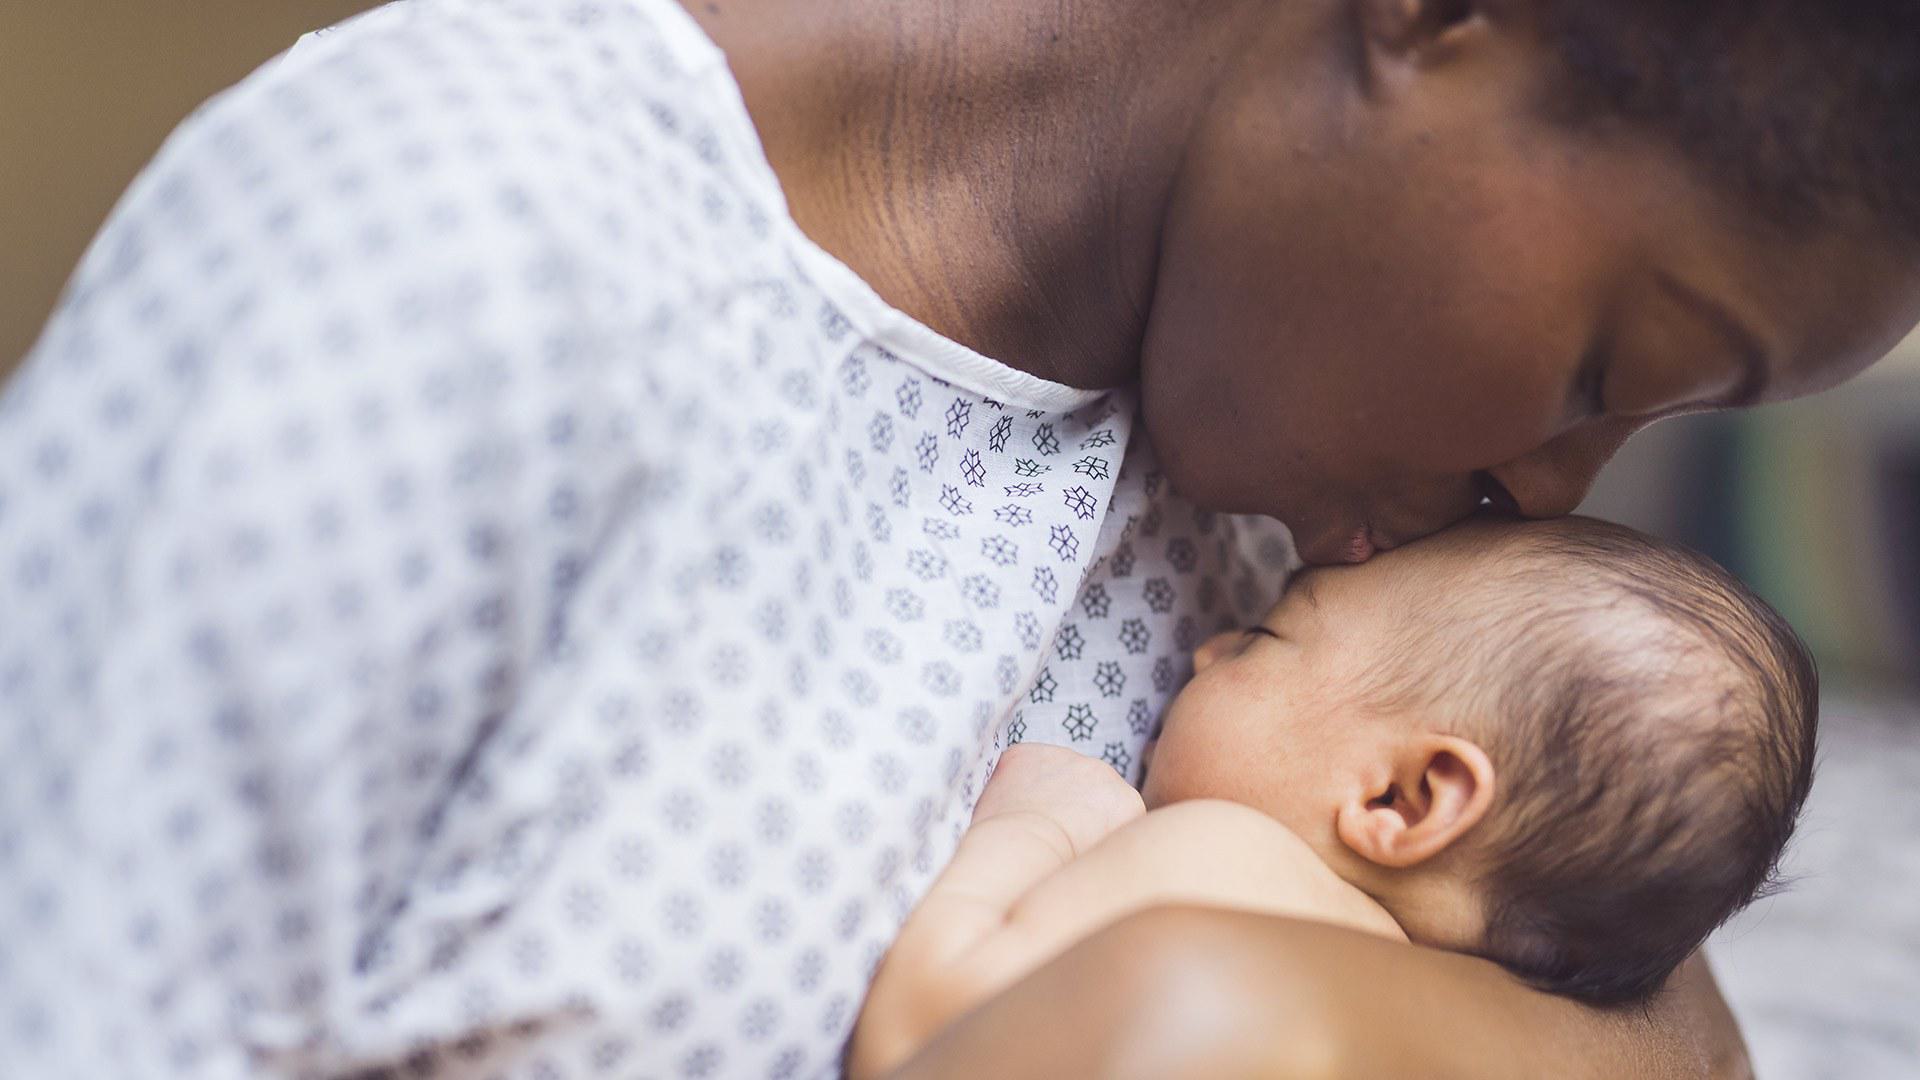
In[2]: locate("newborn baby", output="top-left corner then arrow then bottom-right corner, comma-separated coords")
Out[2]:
851,515 -> 1817,1076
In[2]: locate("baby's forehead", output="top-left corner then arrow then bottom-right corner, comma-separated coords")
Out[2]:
1396,516 -> 1669,587
1416,515 -> 1593,562
1389,526 -> 1743,655
1299,516 -> 1763,679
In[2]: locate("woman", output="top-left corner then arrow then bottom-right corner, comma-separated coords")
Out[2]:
1,0 -> 1914,1075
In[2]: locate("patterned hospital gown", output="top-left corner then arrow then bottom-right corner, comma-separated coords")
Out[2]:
0,1 -> 1296,1076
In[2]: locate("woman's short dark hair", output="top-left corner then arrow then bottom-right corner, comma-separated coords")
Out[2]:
1536,2 -> 1920,241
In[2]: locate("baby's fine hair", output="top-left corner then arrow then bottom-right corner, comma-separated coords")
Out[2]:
1372,516 -> 1818,1004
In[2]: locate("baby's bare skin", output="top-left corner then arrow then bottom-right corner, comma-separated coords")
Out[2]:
849,744 -> 1404,1080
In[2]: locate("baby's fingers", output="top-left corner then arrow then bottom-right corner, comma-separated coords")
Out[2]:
976,744 -> 1144,851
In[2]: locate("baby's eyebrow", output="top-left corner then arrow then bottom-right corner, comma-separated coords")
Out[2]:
1281,572 -> 1321,612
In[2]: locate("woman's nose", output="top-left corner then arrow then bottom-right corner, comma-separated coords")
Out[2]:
1481,421 -> 1640,519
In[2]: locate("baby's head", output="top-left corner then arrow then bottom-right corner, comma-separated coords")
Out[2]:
1142,514 -> 1816,1004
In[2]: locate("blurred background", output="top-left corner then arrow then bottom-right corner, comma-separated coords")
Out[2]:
3,4 -> 1916,1075
1584,361 -> 1920,1078
0,2 -> 379,368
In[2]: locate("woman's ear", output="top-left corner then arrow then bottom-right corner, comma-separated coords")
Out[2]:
1335,733 -> 1495,869
1354,0 -> 1493,83
1358,0 -> 1484,51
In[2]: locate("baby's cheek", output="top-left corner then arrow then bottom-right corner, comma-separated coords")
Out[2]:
1147,679 -> 1266,799
1138,737 -> 1202,809
1138,732 -> 1229,808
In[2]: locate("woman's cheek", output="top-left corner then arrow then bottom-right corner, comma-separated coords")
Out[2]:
1388,348 -> 1574,474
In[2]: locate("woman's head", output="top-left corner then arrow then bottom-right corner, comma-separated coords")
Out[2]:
1140,0 -> 1920,563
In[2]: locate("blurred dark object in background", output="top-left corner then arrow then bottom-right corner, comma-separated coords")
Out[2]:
1882,440 -> 1920,673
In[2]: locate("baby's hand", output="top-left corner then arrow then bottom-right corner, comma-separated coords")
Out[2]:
974,743 -> 1145,857
850,746 -> 1144,1079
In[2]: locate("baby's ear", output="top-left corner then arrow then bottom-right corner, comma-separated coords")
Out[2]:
1335,734 -> 1495,869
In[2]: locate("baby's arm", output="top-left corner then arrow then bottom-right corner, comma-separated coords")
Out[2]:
850,745 -> 1406,1078
850,744 -> 1148,1077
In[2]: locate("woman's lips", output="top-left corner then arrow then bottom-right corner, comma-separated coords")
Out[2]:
1341,526 -> 1377,564
1298,520 -> 1399,565
1296,524 -> 1371,565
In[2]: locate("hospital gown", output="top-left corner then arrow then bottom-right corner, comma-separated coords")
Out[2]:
0,0 -> 1296,1075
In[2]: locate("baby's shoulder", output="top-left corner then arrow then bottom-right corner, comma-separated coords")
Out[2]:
1122,800 -> 1407,942
1130,799 -> 1326,867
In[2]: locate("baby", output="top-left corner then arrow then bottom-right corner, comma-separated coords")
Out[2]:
851,514 -> 1817,1076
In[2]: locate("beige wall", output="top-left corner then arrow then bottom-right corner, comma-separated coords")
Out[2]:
0,2 -> 376,372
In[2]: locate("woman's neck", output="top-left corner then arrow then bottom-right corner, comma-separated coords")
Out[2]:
686,0 -> 1256,389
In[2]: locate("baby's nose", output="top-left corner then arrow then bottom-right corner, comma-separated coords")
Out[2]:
1193,630 -> 1242,672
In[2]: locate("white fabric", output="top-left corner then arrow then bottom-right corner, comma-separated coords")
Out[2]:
0,1 -> 1296,1076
